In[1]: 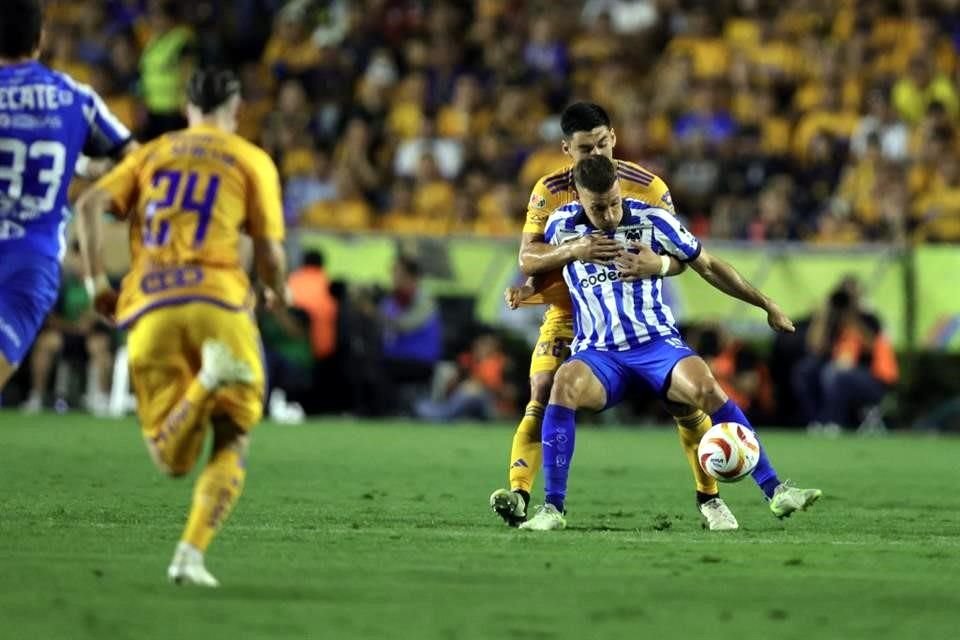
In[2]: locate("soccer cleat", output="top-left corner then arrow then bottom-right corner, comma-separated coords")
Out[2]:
20,394 -> 43,414
699,497 -> 739,531
199,340 -> 254,389
769,480 -> 823,519
489,488 -> 527,527
167,542 -> 220,588
518,504 -> 567,531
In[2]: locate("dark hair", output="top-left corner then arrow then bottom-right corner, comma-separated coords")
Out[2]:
573,156 -> 618,194
302,250 -> 325,268
396,254 -> 422,278
0,0 -> 43,59
560,102 -> 610,137
186,68 -> 241,114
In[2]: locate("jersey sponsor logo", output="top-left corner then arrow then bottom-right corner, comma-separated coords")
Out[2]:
0,84 -> 73,111
578,268 -> 621,288
140,266 -> 205,294
529,192 -> 547,209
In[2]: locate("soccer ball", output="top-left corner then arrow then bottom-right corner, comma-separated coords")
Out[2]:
697,423 -> 761,482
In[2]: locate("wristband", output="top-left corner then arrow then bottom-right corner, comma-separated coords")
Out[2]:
658,255 -> 671,277
84,274 -> 111,299
75,155 -> 91,178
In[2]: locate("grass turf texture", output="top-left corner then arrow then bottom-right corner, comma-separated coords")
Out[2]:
0,414 -> 958,640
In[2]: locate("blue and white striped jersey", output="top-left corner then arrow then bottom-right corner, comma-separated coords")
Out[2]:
0,61 -> 131,259
544,198 -> 701,352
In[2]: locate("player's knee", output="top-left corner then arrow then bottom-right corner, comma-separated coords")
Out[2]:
211,415 -> 249,456
86,333 -> 110,358
549,361 -> 589,407
37,330 -> 63,354
693,378 -> 727,413
529,372 -> 554,405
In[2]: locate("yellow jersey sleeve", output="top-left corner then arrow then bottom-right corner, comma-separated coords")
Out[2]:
521,177 -> 564,236
244,150 -> 284,240
95,144 -> 148,218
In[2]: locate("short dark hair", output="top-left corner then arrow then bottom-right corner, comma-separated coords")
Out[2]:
560,102 -> 611,137
302,250 -> 325,268
187,68 -> 241,114
573,156 -> 618,194
0,0 -> 43,59
396,254 -> 422,278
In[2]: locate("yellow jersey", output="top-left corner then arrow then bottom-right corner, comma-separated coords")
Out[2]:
521,159 -> 675,308
95,123 -> 284,328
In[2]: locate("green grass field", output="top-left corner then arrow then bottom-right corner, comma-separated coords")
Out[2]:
1,414 -> 958,640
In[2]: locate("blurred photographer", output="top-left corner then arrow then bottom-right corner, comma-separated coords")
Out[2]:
791,276 -> 899,432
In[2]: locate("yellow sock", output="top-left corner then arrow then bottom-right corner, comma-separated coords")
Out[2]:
676,410 -> 718,495
182,446 -> 246,552
148,379 -> 213,474
508,401 -> 544,493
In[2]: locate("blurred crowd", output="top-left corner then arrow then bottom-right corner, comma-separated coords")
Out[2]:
42,0 -> 960,243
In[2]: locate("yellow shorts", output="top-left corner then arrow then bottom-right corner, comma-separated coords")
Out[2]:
127,302 -> 265,435
529,305 -> 574,377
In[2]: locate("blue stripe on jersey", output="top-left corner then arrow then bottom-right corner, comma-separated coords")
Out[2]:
650,278 -> 671,333
610,278 -> 637,350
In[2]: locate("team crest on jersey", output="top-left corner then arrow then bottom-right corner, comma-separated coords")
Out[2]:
661,191 -> 673,209
529,193 -> 547,209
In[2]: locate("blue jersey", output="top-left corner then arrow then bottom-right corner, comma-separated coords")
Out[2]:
0,61 -> 131,260
544,198 -> 701,353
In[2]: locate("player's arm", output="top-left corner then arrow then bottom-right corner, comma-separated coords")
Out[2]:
518,231 -> 623,275
247,153 -> 288,307
74,149 -> 143,320
689,250 -> 794,333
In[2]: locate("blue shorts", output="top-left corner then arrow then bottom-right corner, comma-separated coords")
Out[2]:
0,252 -> 60,366
570,336 -> 697,409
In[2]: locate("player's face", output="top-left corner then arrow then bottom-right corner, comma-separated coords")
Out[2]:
578,180 -> 623,231
563,126 -> 616,162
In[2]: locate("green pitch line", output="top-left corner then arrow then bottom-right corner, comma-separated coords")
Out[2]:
0,414 -> 957,640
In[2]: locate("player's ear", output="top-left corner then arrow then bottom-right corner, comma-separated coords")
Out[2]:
561,138 -> 570,157
608,128 -> 617,148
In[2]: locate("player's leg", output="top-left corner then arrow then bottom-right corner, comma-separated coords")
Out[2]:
166,304 -> 265,587
662,399 -> 719,502
0,264 -> 60,392
666,355 -> 821,517
21,329 -> 63,412
129,306 -> 253,474
490,308 -> 570,526
520,354 -> 614,532
169,415 -> 249,588
84,328 -> 113,412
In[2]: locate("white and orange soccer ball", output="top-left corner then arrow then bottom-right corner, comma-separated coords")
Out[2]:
697,422 -> 761,482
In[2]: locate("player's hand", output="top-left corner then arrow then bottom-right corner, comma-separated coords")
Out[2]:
570,234 -> 622,264
765,302 -> 795,333
92,289 -> 119,324
615,243 -> 663,280
504,284 -> 535,310
263,286 -> 292,312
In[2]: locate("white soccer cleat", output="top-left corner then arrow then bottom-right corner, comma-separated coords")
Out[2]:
199,339 -> 254,389
769,480 -> 823,519
699,497 -> 739,531
20,394 -> 43,414
518,504 -> 567,531
489,488 -> 527,527
167,542 -> 219,588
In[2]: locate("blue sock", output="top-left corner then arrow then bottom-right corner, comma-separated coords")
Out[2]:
710,399 -> 780,499
542,404 -> 576,512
